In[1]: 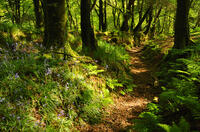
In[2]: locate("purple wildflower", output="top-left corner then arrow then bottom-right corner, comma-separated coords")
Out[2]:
15,73 -> 19,79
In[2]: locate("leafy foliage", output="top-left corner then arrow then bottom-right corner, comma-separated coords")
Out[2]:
133,44 -> 200,131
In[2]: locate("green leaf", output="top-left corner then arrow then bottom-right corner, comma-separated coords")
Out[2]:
158,123 -> 171,132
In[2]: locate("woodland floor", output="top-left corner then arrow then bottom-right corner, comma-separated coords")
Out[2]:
77,45 -> 161,132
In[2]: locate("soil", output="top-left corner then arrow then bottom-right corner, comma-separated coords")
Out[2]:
77,45 -> 160,132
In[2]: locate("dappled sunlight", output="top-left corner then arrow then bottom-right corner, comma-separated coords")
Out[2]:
1,0 -> 200,131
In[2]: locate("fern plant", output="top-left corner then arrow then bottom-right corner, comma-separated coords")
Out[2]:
133,44 -> 200,132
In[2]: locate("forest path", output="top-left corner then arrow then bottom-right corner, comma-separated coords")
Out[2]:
78,45 -> 159,132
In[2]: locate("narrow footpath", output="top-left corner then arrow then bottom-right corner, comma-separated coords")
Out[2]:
79,45 -> 159,132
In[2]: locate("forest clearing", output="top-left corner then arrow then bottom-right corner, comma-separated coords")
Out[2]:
0,0 -> 200,132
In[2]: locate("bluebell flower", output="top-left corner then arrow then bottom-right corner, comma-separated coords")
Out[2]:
60,110 -> 65,116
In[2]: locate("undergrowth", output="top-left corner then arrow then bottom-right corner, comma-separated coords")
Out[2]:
0,31 -> 134,131
94,40 -> 135,94
0,43 -> 115,131
133,44 -> 200,132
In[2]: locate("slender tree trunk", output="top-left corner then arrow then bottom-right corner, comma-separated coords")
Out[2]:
102,0 -> 107,31
144,5 -> 153,34
99,0 -> 103,31
15,0 -> 20,24
112,8 -> 117,28
138,0 -> 144,21
174,0 -> 190,49
81,0 -> 97,55
150,6 -> 162,38
33,0 -> 43,28
117,11 -> 121,28
66,0 -> 75,30
7,0 -> 21,24
43,0 -> 66,50
133,6 -> 152,33
130,4 -> 135,31
120,0 -> 135,31
122,0 -> 125,12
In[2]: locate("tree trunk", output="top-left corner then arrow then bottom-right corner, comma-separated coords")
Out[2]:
81,0 -> 97,55
174,0 -> 190,49
66,0 -> 75,30
33,0 -> 43,28
144,5 -> 153,34
99,0 -> 103,31
130,4 -> 135,31
15,0 -> 20,24
133,6 -> 152,33
7,0 -> 21,24
120,0 -> 135,31
43,0 -> 66,50
102,0 -> 107,31
150,6 -> 162,38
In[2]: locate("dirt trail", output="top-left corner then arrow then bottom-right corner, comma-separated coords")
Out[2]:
78,46 -> 158,132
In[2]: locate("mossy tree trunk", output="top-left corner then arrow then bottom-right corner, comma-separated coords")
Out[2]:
174,0 -> 190,49
81,0 -> 97,55
42,0 -> 66,50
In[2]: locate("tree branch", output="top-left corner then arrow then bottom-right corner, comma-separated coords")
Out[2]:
90,0 -> 97,12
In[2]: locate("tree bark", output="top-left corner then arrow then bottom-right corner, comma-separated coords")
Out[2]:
99,0 -> 103,31
15,0 -> 20,24
174,0 -> 190,49
102,0 -> 107,31
43,0 -> 66,50
81,0 -> 97,55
